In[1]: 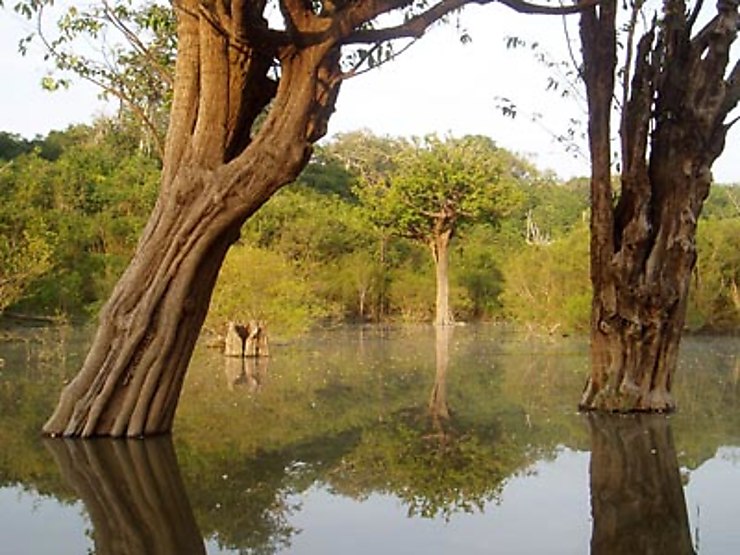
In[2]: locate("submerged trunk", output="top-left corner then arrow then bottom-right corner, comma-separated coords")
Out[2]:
43,0 -> 342,437
588,414 -> 694,555
431,229 -> 454,326
579,0 -> 738,411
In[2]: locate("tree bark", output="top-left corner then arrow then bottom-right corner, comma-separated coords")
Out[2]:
43,0 -> 342,437
588,414 -> 694,555
431,228 -> 454,326
579,0 -> 739,412
44,437 -> 206,554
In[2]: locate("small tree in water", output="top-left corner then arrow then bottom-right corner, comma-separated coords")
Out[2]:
351,134 -> 524,326
579,0 -> 739,411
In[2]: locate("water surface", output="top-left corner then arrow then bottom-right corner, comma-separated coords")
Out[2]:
0,325 -> 738,554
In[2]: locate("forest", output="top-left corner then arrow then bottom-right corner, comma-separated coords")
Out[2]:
2,122 -> 738,338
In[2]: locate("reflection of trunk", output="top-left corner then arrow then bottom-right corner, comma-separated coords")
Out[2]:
431,229 -> 454,327
588,414 -> 694,555
225,356 -> 267,392
429,325 -> 452,431
579,1 -> 738,411
45,437 -> 205,554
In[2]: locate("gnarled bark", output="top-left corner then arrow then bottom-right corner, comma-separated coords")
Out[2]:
579,0 -> 739,412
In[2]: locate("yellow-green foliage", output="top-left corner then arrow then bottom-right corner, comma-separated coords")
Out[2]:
687,218 -> 740,331
207,243 -> 340,338
500,224 -> 591,332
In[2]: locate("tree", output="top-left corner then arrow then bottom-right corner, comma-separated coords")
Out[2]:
578,0 -> 739,411
351,133 -> 524,326
34,0 -> 589,437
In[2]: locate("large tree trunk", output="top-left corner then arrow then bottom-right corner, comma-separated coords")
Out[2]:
588,414 -> 694,555
431,229 -> 454,326
579,0 -> 739,412
43,1 -> 342,437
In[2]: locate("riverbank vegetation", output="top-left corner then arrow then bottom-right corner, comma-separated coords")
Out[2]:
1,123 -> 737,335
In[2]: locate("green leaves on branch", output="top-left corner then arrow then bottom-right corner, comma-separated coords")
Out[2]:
13,0 -> 176,158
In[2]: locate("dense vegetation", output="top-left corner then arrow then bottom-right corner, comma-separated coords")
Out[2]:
1,123 -> 737,335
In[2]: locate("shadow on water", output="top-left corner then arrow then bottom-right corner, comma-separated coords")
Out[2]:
44,437 -> 206,555
588,413 -> 695,555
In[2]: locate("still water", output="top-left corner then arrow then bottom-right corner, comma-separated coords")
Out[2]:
0,324 -> 738,554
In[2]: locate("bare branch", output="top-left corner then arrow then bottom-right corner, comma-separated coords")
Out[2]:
343,0 -> 468,44
343,0 -> 598,45
35,4 -> 166,158
101,0 -> 174,87
342,39 -> 419,78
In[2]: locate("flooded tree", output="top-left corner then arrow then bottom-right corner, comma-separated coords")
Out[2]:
34,0 -> 587,437
579,0 -> 739,411
348,134 -> 524,326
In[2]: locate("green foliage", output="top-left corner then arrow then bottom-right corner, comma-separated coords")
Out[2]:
14,0 -> 175,155
701,184 -> 740,220
351,133 -> 526,243
687,218 -> 740,331
451,225 -> 506,319
207,243 -> 340,338
0,132 -> 34,160
500,223 -> 591,332
0,228 -> 53,313
3,120 -> 737,332
0,123 -> 159,316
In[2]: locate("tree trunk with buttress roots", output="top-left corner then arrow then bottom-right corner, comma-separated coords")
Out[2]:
579,0 -> 739,412
43,0 -> 343,437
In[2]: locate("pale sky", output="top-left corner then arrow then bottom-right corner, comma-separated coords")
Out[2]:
1,3 -> 738,183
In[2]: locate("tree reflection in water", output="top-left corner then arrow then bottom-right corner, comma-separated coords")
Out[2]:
588,413 -> 695,555
44,437 -> 206,555
428,325 -> 452,433
224,356 -> 267,392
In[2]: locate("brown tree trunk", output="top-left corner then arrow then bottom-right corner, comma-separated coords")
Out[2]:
45,437 -> 205,554
43,0 -> 342,437
588,414 -> 694,555
579,0 -> 739,412
431,229 -> 454,327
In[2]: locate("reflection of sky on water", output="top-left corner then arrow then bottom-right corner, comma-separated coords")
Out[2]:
685,447 -> 740,554
3,446 -> 740,554
286,449 -> 590,555
0,488 -> 91,555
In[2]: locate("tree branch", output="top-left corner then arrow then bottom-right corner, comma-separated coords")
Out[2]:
343,0 -> 599,44
100,0 -> 174,87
